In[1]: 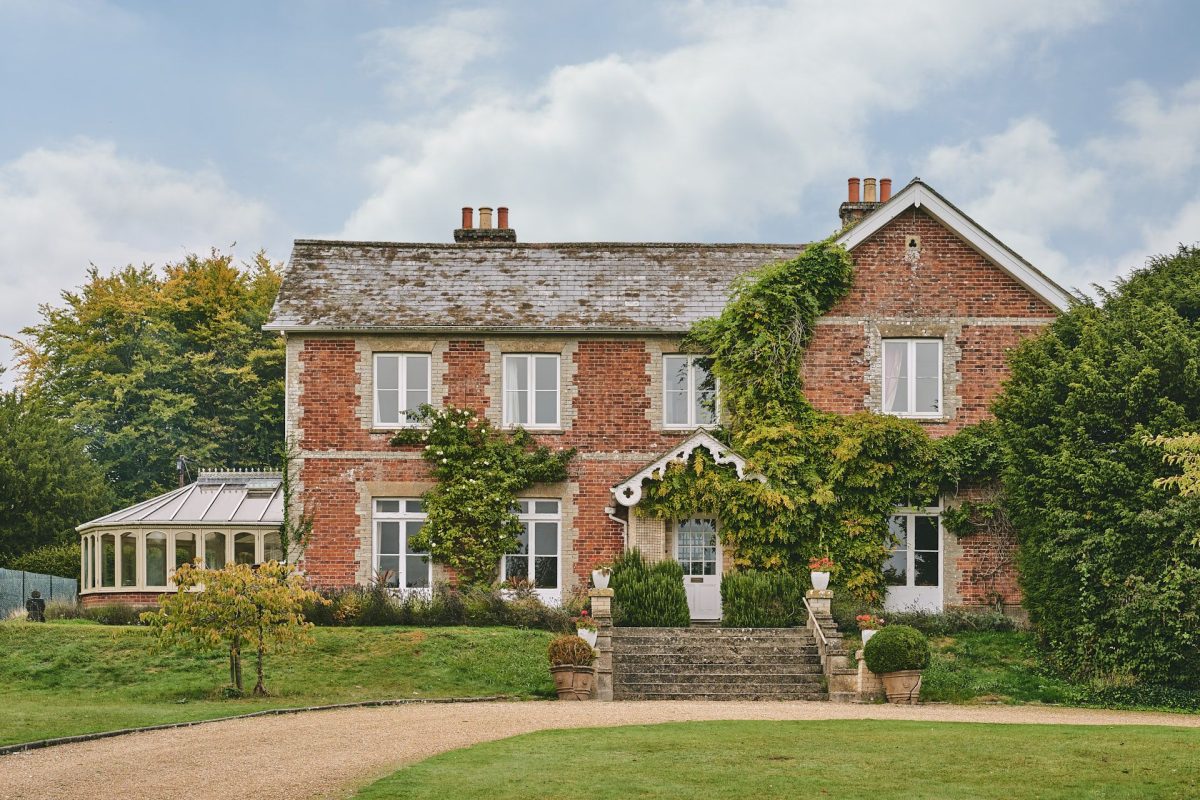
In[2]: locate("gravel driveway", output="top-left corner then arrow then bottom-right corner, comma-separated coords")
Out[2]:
2,701 -> 1196,800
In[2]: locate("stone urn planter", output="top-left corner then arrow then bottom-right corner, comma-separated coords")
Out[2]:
808,556 -> 834,591
548,634 -> 597,701
862,624 -> 930,705
861,628 -> 877,644
575,610 -> 598,647
591,567 -> 612,590
880,670 -> 923,704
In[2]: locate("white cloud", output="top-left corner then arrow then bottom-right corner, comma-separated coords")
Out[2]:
363,8 -> 505,102
341,0 -> 1112,243
0,139 -> 269,377
921,77 -> 1200,292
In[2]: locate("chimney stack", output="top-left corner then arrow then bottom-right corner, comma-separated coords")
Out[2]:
454,205 -> 517,243
838,176 -> 891,228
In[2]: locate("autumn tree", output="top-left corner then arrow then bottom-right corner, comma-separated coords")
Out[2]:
13,250 -> 284,505
142,561 -> 323,696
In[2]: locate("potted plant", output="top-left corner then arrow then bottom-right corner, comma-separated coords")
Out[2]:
547,634 -> 597,700
808,556 -> 834,591
591,564 -> 613,590
575,609 -> 598,647
862,624 -> 930,704
856,613 -> 885,644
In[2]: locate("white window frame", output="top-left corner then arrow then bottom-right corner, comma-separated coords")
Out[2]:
882,338 -> 943,418
373,353 -> 432,429
885,502 -> 943,591
663,355 -> 719,429
373,498 -> 432,593
502,354 -> 560,429
500,499 -> 561,602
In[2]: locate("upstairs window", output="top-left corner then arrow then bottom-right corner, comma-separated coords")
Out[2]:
664,355 -> 717,428
503,354 -> 559,428
374,353 -> 431,428
882,339 -> 942,417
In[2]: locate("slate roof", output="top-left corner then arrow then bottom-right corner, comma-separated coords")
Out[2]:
78,471 -> 283,531
265,240 -> 806,333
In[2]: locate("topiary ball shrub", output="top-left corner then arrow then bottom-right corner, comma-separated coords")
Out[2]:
863,624 -> 930,674
548,634 -> 596,666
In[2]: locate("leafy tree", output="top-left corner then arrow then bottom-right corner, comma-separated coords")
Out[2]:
7,541 -> 82,578
0,383 -> 113,563
142,561 -> 323,696
13,250 -> 284,505
993,245 -> 1200,687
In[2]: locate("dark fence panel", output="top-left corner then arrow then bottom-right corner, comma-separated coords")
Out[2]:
0,568 -> 78,616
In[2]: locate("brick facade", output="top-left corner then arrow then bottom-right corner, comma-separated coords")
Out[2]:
288,204 -> 1058,612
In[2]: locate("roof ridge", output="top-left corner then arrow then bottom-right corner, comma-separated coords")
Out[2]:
292,239 -> 810,249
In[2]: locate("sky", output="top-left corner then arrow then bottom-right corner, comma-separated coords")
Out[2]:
3,0 -> 1200,379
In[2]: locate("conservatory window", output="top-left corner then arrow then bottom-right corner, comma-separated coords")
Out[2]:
100,534 -> 115,587
146,532 -> 168,587
234,532 -> 256,565
204,532 -> 227,570
373,499 -> 431,590
263,532 -> 284,563
501,500 -> 560,591
663,355 -> 718,428
120,533 -> 137,587
374,353 -> 431,427
882,339 -> 942,417
174,532 -> 197,571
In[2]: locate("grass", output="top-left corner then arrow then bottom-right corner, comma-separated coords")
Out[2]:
921,631 -> 1076,705
0,621 -> 554,747
352,720 -> 1200,799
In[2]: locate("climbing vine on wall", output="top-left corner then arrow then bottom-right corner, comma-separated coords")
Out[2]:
636,238 -> 951,604
391,407 -> 575,586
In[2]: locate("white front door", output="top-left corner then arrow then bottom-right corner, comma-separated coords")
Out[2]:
883,511 -> 943,612
676,518 -> 721,620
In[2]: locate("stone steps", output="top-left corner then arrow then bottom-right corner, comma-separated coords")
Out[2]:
612,626 -> 828,701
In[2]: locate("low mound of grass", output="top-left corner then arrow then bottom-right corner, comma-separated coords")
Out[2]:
0,622 -> 554,746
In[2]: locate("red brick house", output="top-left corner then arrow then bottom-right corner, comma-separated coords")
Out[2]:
74,179 -> 1068,615
257,177 -> 1070,619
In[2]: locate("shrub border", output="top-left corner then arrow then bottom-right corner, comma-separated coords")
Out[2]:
0,694 -> 515,757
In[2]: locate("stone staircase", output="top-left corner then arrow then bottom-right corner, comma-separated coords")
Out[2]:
611,627 -> 827,701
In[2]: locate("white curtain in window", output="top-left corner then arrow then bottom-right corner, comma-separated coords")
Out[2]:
883,341 -> 905,412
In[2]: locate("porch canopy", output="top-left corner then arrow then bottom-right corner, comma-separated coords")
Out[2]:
77,470 -> 284,597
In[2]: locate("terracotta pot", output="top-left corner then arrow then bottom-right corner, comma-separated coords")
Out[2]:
550,665 -> 595,700
572,667 -> 595,700
881,670 -> 923,704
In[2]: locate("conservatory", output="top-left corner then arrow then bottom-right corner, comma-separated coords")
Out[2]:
76,470 -> 285,607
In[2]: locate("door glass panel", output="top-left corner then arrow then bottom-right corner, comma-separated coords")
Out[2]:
376,499 -> 400,513
534,556 -> 557,588
914,516 -> 938,551
378,522 -> 400,555
512,524 -> 529,555
533,500 -> 558,514
504,555 -> 527,583
677,519 -> 717,577
405,555 -> 430,588
914,550 -> 939,586
405,500 -> 425,514
884,515 -> 908,586
146,533 -> 167,586
534,522 -> 557,555
378,556 -> 400,587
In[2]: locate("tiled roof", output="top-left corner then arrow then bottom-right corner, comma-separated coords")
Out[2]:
265,240 -> 806,333
78,471 -> 283,530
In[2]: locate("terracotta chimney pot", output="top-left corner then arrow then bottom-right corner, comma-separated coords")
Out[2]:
479,207 -> 493,229
848,178 -> 860,204
497,206 -> 509,229
461,207 -> 474,229
880,178 -> 892,202
863,178 -> 877,203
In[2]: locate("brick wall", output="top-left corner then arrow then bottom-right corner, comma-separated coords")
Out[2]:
943,484 -> 1022,612
290,207 -> 1055,606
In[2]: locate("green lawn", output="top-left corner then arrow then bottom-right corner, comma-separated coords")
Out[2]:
922,631 -> 1077,705
353,720 -> 1200,799
0,621 -> 554,747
